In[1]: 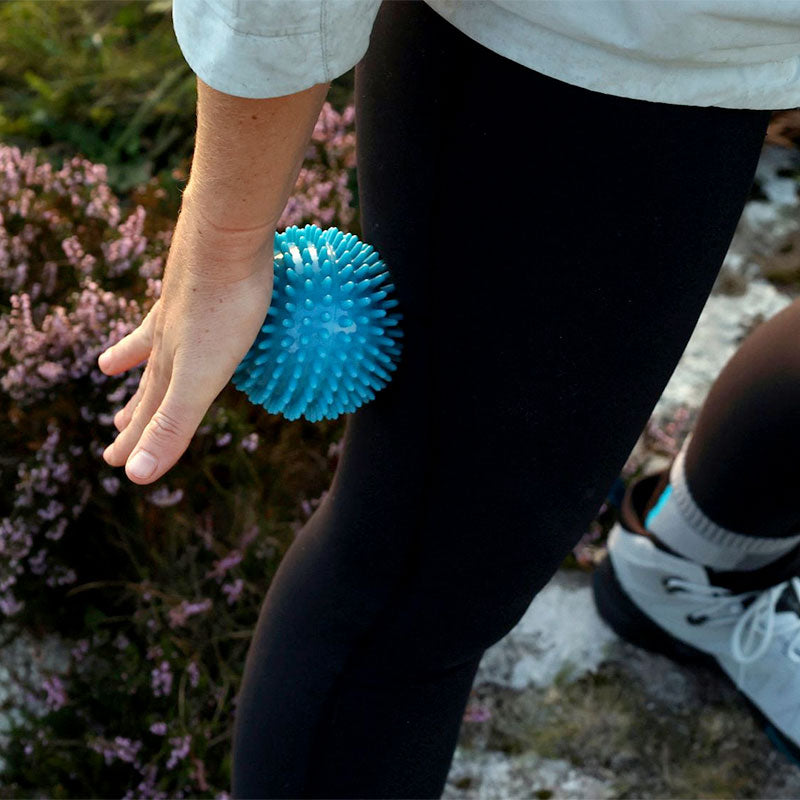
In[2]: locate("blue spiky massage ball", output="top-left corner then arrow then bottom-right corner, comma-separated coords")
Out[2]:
232,224 -> 404,422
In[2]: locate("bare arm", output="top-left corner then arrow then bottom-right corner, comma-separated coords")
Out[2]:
179,77 -> 331,270
99,77 -> 331,483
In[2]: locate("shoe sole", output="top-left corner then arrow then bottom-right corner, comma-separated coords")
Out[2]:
592,555 -> 800,767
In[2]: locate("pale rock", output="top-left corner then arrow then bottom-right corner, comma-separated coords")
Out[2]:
445,749 -> 615,799
474,570 -> 617,691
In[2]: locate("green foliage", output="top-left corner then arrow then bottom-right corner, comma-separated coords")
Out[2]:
0,0 -> 359,199
0,0 -> 196,193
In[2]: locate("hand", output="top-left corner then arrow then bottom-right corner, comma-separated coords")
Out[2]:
98,206 -> 274,485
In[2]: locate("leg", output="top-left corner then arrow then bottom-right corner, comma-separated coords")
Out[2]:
684,297 -> 800,540
232,1 -> 773,796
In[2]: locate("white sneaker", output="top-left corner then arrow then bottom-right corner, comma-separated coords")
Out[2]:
593,467 -> 800,763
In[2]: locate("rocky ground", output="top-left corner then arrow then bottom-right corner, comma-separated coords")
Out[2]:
444,143 -> 800,800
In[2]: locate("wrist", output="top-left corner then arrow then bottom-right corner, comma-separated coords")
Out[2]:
180,182 -> 279,247
170,192 -> 277,284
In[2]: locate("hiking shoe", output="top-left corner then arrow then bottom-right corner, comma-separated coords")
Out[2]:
593,466 -> 800,764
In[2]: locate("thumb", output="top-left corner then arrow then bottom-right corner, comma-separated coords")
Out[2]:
124,373 -> 212,484
99,302 -> 158,375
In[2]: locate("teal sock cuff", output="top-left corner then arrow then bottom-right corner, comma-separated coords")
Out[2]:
645,484 -> 673,529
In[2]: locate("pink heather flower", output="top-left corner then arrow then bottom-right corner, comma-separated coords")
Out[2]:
275,102 -> 356,231
146,486 -> 184,507
149,721 -> 167,735
43,675 -> 67,710
166,734 -> 191,770
222,579 -> 244,605
138,256 -> 163,279
28,548 -> 47,575
44,517 -> 69,542
113,632 -> 130,650
96,411 -> 116,426
89,736 -> 142,766
151,660 -> 173,698
101,476 -> 121,496
37,499 -> 64,521
45,565 -> 77,587
113,736 -> 142,765
0,592 -> 24,616
167,598 -> 212,628
50,462 -> 71,484
61,235 -> 85,265
36,361 -> 64,381
80,253 -> 97,272
205,550 -> 243,581
240,432 -> 259,452
215,431 -> 232,448
187,661 -> 200,688
192,757 -> 209,792
146,276 -> 162,300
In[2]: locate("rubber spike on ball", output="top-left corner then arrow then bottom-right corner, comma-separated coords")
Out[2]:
231,224 -> 404,422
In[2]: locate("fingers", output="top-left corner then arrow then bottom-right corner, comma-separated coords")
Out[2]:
98,301 -> 158,376
103,360 -> 212,485
103,355 -> 168,471
113,361 -> 152,432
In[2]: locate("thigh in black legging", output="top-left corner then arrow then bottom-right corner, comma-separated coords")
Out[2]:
232,1 -> 772,797
322,9 -> 772,679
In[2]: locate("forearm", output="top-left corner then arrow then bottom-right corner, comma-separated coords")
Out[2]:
180,77 -> 330,250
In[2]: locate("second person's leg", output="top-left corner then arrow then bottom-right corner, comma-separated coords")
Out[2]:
637,296 -> 800,572
685,296 -> 800,544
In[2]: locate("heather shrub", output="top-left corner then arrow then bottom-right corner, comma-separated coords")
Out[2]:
0,99 -> 355,797
280,101 -> 358,235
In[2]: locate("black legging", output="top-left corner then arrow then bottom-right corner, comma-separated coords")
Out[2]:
231,1 -> 776,797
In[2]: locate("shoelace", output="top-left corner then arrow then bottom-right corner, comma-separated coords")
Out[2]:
664,575 -> 800,692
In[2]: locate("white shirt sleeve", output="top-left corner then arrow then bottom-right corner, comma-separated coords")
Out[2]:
172,0 -> 382,99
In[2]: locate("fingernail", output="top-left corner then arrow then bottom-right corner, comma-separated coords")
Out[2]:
98,350 -> 111,369
128,450 -> 157,479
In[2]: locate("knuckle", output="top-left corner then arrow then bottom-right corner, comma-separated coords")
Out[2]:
148,409 -> 183,442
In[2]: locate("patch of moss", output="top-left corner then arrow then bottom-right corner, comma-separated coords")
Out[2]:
481,662 -> 782,799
